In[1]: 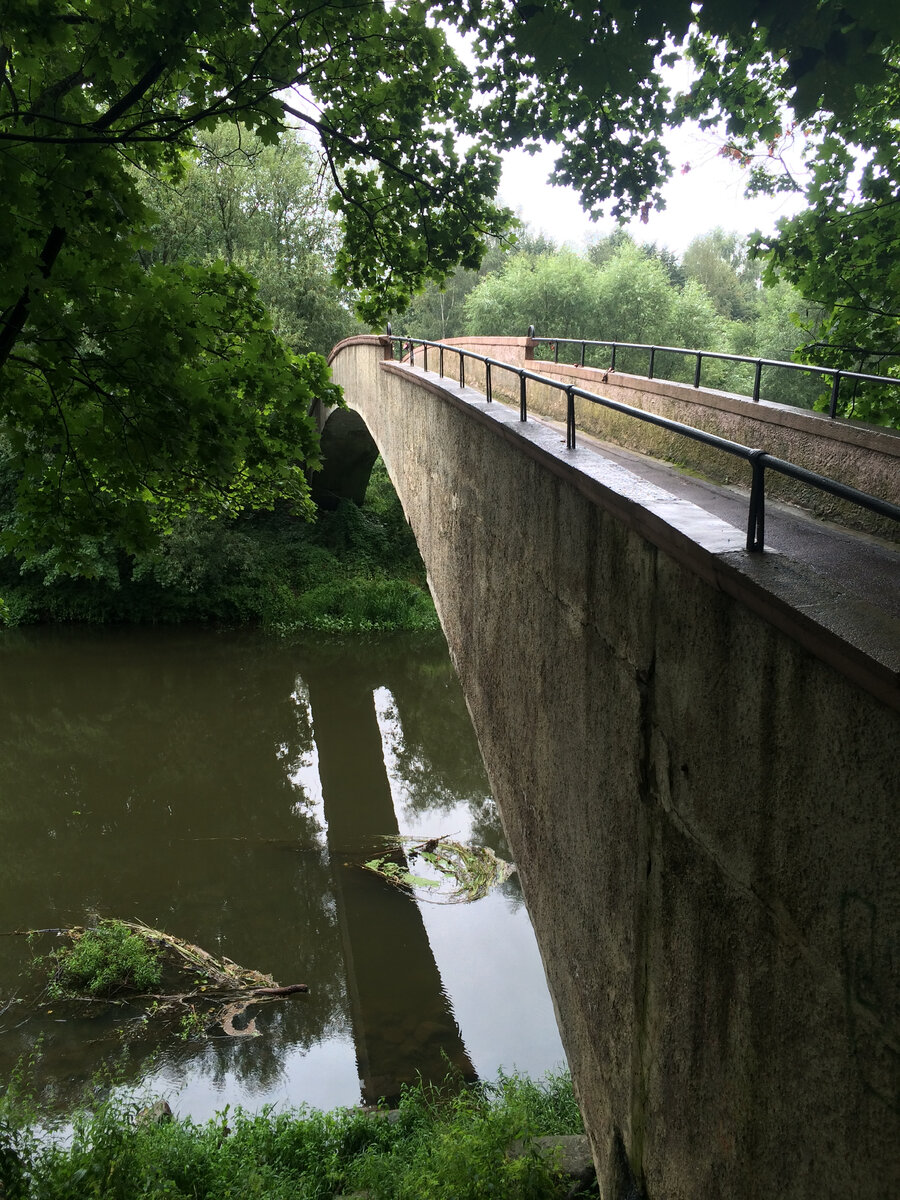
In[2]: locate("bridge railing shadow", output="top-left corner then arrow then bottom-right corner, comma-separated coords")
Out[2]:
384,330 -> 900,555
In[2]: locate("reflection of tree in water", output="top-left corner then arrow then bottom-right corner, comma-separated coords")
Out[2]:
368,648 -> 524,908
0,626 -> 348,1110
161,996 -> 352,1096
0,625 -> 521,1111
292,632 -> 523,908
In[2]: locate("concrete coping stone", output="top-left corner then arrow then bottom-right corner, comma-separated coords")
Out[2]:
442,336 -> 900,458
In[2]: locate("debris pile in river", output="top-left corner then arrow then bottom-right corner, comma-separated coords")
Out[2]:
8,918 -> 307,1041
362,836 -> 515,903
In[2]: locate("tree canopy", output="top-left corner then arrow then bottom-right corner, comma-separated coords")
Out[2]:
137,123 -> 360,357
2,1 -> 897,571
0,1 -> 510,571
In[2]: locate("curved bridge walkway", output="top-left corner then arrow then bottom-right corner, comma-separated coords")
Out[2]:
324,334 -> 899,1200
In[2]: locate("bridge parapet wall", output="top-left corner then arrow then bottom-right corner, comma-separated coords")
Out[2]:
329,336 -> 899,1200
441,336 -> 900,539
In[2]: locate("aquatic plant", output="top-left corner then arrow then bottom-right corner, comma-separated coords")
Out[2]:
20,919 -> 307,1042
45,921 -> 162,999
363,835 -> 515,903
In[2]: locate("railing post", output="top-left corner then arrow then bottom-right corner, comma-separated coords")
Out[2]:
459,352 -> 465,389
423,342 -> 428,372
610,344 -> 617,372
580,342 -> 586,367
439,345 -> 444,378
486,360 -> 492,403
649,347 -> 656,379
409,340 -> 414,367
519,370 -> 528,421
566,386 -> 576,449
554,341 -> 559,363
747,449 -> 766,552
694,352 -> 702,388
753,360 -> 763,402
829,371 -> 842,418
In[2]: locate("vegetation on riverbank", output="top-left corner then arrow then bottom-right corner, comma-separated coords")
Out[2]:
0,1069 -> 589,1199
0,460 -> 438,633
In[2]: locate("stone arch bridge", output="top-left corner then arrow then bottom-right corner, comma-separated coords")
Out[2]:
319,334 -> 899,1200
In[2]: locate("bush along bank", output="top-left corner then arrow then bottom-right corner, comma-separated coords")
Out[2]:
0,1071 -> 597,1200
0,461 -> 439,633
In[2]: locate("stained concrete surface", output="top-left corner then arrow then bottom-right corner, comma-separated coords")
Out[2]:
327,337 -> 899,1199
570,426 -> 900,622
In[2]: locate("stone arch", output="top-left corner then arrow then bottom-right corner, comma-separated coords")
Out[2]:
312,406 -> 379,509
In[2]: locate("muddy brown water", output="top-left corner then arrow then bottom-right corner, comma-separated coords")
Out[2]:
0,626 -> 565,1121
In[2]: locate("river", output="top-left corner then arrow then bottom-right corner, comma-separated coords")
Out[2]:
0,625 -> 565,1121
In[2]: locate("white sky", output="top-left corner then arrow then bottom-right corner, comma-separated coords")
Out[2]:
498,121 -> 810,256
291,24 -> 812,261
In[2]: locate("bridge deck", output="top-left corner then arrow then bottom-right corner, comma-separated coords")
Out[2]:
536,408 -> 900,634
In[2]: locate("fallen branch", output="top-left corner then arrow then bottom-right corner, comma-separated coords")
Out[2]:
250,983 -> 309,997
19,918 -> 309,1041
134,982 -> 308,1003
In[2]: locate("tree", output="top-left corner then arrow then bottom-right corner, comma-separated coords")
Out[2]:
669,280 -> 728,380
727,279 -> 827,409
586,231 -> 638,270
4,1 -> 898,574
464,252 -> 599,339
399,237 -> 512,342
444,1 -> 899,417
592,243 -> 678,348
588,232 -> 684,289
402,229 -> 556,340
138,124 -> 360,356
0,1 -> 511,570
442,1 -> 897,215
751,91 -> 900,422
682,230 -> 761,323
680,12 -> 900,418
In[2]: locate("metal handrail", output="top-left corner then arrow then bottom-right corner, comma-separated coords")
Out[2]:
384,330 -> 900,553
525,328 -> 900,420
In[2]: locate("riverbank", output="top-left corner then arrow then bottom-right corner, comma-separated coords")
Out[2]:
0,460 -> 438,633
0,1071 -> 595,1199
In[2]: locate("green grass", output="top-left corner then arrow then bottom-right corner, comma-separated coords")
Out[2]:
0,1071 -> 589,1199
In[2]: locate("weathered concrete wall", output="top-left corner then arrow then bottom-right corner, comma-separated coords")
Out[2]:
329,336 -> 900,1199
441,336 -> 900,540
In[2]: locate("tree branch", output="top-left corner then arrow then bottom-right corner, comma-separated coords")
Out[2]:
0,57 -> 170,372
0,224 -> 66,371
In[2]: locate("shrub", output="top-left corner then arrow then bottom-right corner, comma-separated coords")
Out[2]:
47,922 -> 163,999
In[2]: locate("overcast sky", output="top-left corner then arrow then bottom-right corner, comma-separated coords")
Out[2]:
497,119 -> 810,256
436,24 -> 812,259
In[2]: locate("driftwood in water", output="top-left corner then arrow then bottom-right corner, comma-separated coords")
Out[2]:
12,918 -> 310,1041
363,835 -> 515,903
251,983 -> 309,997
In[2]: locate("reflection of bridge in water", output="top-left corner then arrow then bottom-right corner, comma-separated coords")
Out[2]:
304,654 -> 477,1104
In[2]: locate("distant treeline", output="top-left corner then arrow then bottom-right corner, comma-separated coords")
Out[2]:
399,228 -> 898,425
